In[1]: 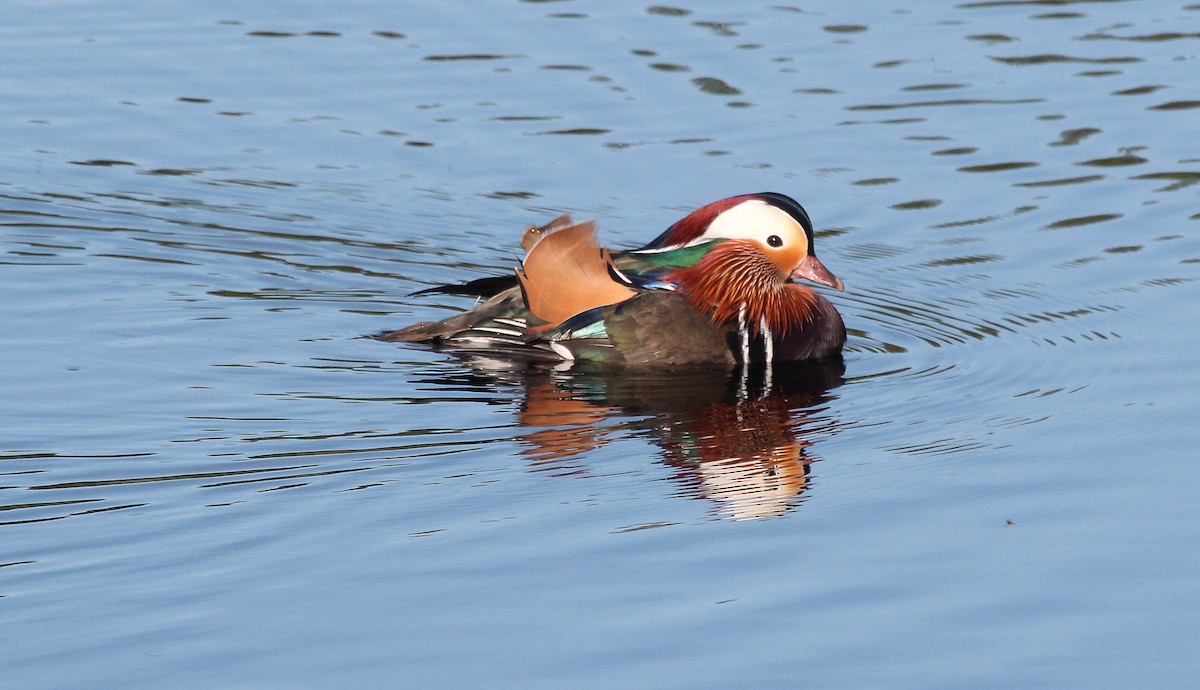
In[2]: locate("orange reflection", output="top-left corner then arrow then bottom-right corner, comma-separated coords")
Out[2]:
517,379 -> 612,468
505,360 -> 843,519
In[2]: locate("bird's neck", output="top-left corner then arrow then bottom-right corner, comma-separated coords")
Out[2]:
668,242 -> 819,338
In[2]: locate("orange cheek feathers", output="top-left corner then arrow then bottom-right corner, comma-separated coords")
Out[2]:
767,244 -> 804,276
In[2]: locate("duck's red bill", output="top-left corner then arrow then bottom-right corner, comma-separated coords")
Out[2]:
791,254 -> 845,291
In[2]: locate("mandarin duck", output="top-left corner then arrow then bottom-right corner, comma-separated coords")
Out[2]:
379,192 -> 846,366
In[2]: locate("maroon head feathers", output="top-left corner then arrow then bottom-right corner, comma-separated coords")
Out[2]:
640,195 -> 758,249
638,192 -> 818,252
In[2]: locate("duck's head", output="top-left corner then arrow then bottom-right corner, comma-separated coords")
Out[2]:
642,192 -> 843,291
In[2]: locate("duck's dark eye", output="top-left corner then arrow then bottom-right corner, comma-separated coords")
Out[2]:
767,234 -> 783,248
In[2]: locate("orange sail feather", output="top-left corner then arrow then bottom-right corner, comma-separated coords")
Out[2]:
515,221 -> 637,330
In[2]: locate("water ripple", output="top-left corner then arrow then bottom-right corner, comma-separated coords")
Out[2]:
846,98 -> 1044,111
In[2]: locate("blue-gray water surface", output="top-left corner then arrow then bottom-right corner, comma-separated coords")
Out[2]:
3,1 -> 1200,688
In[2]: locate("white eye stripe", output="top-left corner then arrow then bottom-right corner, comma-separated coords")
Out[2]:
702,200 -> 806,250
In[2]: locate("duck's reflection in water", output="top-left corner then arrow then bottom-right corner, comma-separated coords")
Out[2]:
450,356 -> 844,520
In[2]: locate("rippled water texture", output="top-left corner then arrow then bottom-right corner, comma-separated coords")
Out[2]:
3,1 -> 1200,687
